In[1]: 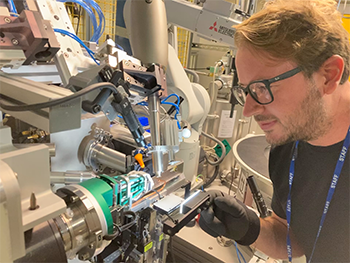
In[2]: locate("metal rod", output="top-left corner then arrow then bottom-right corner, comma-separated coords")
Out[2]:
148,93 -> 164,177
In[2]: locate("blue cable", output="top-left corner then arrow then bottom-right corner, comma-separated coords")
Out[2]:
161,101 -> 179,112
161,101 -> 181,129
83,0 -> 105,42
57,0 -> 98,42
53,28 -> 100,65
7,0 -> 18,15
233,241 -> 247,263
161,93 -> 180,106
116,44 -> 124,51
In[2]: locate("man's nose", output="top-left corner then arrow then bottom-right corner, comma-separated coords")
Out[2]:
243,94 -> 264,117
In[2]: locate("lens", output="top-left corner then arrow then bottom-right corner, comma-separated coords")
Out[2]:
233,87 -> 246,105
249,82 -> 272,104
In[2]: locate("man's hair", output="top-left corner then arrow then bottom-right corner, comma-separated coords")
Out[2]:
234,0 -> 350,84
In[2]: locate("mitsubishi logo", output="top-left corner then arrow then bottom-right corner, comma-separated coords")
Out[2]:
209,21 -> 218,32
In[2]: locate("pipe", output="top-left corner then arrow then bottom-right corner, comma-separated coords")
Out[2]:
93,145 -> 127,172
50,172 -> 95,185
201,131 -> 226,166
148,93 -> 164,177
184,68 -> 200,83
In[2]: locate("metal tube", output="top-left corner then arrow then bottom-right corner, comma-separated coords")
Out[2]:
94,145 -> 127,173
50,172 -> 95,185
148,93 -> 164,177
14,143 -> 56,157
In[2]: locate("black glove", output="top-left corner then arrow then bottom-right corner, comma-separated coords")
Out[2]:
198,190 -> 260,246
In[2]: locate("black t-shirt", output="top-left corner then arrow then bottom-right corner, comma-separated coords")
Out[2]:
269,140 -> 350,262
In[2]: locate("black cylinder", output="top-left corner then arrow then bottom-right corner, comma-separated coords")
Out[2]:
15,219 -> 67,263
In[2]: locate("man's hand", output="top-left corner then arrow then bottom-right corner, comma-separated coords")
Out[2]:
198,190 -> 260,245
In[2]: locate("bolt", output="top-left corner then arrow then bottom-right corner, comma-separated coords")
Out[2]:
206,201 -> 210,206
79,252 -> 90,261
125,61 -> 129,66
92,105 -> 101,113
64,52 -> 69,58
126,77 -> 131,82
89,244 -> 94,249
167,229 -> 172,235
29,193 -> 39,210
138,66 -> 142,70
4,17 -> 11,23
66,208 -> 74,218
0,39 -> 5,43
208,246 -> 213,250
98,235 -> 102,241
197,208 -> 202,214
70,195 -> 79,203
11,38 -> 19,45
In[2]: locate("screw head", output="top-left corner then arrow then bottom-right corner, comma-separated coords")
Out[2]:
11,38 -> 19,45
4,17 -> 11,23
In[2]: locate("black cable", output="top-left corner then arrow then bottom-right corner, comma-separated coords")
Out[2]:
203,164 -> 220,189
186,67 -> 210,70
166,214 -> 177,225
0,82 -> 119,112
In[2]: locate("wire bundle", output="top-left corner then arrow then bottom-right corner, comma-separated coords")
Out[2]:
58,0 -> 105,42
161,93 -> 181,129
53,28 -> 100,65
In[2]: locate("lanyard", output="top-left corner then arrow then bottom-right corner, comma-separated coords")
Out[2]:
286,126 -> 350,263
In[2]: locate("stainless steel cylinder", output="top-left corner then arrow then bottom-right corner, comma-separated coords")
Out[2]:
148,94 -> 164,177
93,144 -> 127,172
54,185 -> 109,260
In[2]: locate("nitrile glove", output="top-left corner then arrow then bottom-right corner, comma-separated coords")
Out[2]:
198,190 -> 260,245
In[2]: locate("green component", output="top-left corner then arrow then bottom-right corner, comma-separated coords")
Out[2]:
80,175 -> 145,234
214,139 -> 232,158
79,178 -> 114,234
79,174 -> 147,234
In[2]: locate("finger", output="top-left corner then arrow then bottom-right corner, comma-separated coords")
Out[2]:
214,196 -> 245,218
200,206 -> 215,223
198,215 -> 226,237
206,190 -> 225,203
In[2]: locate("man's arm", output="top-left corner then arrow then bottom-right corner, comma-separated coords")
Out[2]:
253,212 -> 304,259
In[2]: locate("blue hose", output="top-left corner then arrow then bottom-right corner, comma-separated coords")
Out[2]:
57,0 -> 98,42
53,28 -> 100,65
7,0 -> 18,16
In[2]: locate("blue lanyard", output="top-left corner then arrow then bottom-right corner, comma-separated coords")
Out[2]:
286,126 -> 350,263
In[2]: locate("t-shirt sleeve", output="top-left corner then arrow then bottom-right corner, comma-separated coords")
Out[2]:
271,186 -> 287,219
268,143 -> 293,220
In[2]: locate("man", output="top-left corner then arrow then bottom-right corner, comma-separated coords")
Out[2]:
199,0 -> 350,262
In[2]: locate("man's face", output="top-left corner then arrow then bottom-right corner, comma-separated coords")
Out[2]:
235,47 -> 330,146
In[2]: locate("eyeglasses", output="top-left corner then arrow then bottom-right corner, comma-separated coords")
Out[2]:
232,67 -> 302,106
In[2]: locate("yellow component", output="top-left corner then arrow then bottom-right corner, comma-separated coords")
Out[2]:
134,153 -> 145,168
27,134 -> 39,139
22,131 -> 31,135
144,241 -> 153,253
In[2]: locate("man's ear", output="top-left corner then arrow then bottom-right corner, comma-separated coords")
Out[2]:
318,55 -> 344,95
